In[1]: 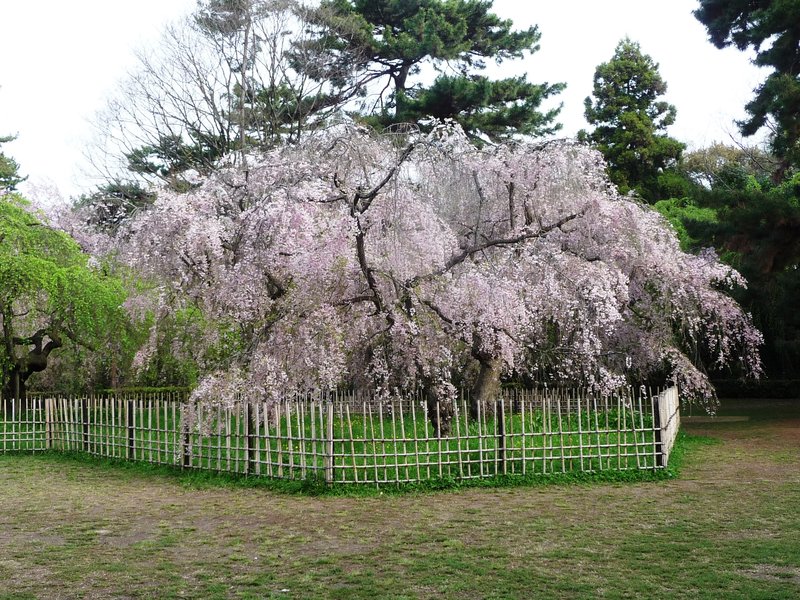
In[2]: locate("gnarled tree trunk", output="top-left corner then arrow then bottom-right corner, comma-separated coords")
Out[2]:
470,348 -> 503,420
2,329 -> 62,408
423,381 -> 456,438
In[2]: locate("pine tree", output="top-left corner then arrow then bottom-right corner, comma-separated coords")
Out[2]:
0,135 -> 25,193
302,0 -> 564,142
695,0 -> 800,181
581,38 -> 684,200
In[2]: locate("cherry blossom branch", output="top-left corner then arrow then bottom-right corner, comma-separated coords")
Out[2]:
355,219 -> 394,325
408,208 -> 587,287
352,141 -> 418,214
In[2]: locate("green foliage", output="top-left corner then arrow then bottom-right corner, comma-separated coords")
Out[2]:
0,194 -> 127,396
701,177 -> 800,275
663,167 -> 800,377
695,0 -> 800,177
399,73 -> 563,143
238,82 -> 342,147
581,38 -> 685,201
130,305 -> 246,389
653,170 -> 695,201
654,197 -> 720,252
125,132 -> 228,189
680,142 -> 777,191
307,0 -> 564,141
0,135 -> 26,192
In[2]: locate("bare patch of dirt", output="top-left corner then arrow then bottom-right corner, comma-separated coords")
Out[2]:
739,564 -> 800,585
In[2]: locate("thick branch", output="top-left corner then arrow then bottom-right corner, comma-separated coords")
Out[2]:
408,208 -> 587,287
352,141 -> 417,214
355,219 -> 394,326
13,329 -> 63,378
12,328 -> 49,352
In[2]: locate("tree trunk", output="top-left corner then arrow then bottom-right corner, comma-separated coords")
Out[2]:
110,344 -> 120,389
392,63 -> 412,123
2,368 -> 27,412
425,386 -> 455,438
2,332 -> 61,410
470,355 -> 503,420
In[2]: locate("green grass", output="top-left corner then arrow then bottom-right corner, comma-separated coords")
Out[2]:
1,399 -> 798,598
0,427 -> 698,499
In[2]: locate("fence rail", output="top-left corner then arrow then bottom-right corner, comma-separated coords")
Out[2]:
1,387 -> 680,486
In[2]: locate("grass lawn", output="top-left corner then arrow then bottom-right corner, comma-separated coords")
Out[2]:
0,398 -> 798,599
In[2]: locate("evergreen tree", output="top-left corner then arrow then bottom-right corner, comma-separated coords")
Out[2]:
74,180 -> 157,232
660,173 -> 800,379
695,0 -> 800,181
302,0 -> 564,142
581,38 -> 684,200
0,135 -> 25,193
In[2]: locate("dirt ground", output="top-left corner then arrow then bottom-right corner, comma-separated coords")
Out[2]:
1,398 -> 798,599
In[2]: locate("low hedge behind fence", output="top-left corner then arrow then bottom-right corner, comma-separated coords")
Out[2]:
1,387 -> 680,486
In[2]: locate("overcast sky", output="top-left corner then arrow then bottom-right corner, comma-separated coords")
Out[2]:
0,0 -> 767,201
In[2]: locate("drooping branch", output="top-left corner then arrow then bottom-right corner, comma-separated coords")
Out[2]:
1,301 -> 16,359
342,139 -> 423,327
472,170 -> 486,246
507,181 -> 516,230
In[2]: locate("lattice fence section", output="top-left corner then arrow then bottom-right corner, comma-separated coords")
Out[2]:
1,387 -> 679,485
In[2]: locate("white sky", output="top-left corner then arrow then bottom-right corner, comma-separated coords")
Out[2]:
0,0 -> 767,201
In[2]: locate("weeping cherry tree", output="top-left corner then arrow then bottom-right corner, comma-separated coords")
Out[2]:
115,124 -> 761,432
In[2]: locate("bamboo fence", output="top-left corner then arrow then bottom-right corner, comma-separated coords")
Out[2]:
1,387 -> 680,486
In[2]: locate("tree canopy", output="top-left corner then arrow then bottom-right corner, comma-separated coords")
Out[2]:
695,0 -> 800,179
91,0 -> 345,190
581,38 -> 684,200
679,142 -> 778,191
0,135 -> 25,193
0,194 -> 126,398
656,142 -> 800,379
297,0 -> 564,142
105,125 -> 761,424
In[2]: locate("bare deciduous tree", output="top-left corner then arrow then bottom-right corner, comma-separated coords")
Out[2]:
89,0 -> 361,190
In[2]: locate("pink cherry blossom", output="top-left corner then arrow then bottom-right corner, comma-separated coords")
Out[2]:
100,124 -> 760,415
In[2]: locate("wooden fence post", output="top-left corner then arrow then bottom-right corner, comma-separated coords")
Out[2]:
497,397 -> 507,475
246,401 -> 257,475
181,402 -> 191,469
126,398 -> 135,460
82,396 -> 90,452
44,397 -> 51,450
653,391 -> 664,468
325,402 -> 334,484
